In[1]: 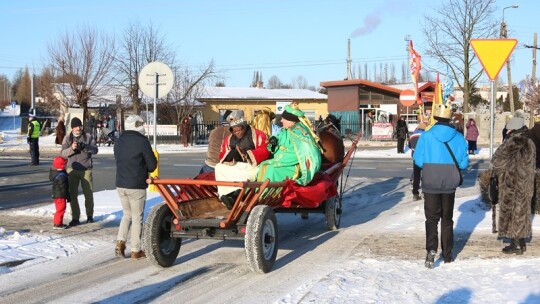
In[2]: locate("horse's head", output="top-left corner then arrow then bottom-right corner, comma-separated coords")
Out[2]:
324,114 -> 341,133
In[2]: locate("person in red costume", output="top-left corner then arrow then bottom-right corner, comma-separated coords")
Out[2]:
215,115 -> 270,209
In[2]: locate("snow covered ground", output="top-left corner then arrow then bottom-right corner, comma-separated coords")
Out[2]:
2,129 -> 540,303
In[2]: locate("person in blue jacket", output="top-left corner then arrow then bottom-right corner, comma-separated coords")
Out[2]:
413,104 -> 469,269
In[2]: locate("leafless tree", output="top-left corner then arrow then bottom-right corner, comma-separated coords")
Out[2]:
115,21 -> 175,115
521,76 -> 540,127
162,60 -> 219,126
13,67 -> 31,108
422,0 -> 498,112
48,26 -> 115,120
267,75 -> 282,89
291,75 -> 309,89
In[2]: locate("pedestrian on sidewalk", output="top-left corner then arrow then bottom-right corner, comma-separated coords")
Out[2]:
413,104 -> 469,268
27,114 -> 40,166
395,116 -> 409,154
55,117 -> 66,147
49,156 -> 70,229
114,115 -> 157,260
408,122 -> 426,201
61,117 -> 99,226
465,118 -> 479,155
491,117 -> 534,255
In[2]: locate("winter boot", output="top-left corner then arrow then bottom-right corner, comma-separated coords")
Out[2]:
413,193 -> 422,201
425,250 -> 436,269
115,240 -> 126,258
131,251 -> 146,260
519,238 -> 527,253
502,239 -> 523,255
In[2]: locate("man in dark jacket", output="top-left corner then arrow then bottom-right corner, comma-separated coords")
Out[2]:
113,115 -> 157,260
413,104 -> 469,268
408,122 -> 426,201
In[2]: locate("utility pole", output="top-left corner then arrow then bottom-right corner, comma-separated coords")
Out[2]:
501,5 -> 519,114
525,33 -> 538,127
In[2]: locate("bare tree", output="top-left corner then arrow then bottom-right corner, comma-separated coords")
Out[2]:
291,75 -> 309,89
48,26 -> 115,120
422,0 -> 498,113
164,60 -> 219,126
521,76 -> 540,127
13,67 -> 31,108
267,75 -> 282,89
115,21 -> 175,115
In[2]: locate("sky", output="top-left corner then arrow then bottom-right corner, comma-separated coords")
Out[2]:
1,130 -> 540,303
0,0 -> 538,90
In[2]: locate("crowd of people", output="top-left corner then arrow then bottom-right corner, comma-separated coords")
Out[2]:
30,104 -> 539,266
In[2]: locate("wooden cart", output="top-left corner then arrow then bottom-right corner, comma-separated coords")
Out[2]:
143,133 -> 360,273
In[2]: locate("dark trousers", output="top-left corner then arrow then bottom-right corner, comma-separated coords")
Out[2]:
424,192 -> 455,259
412,162 -> 421,195
29,138 -> 39,165
467,140 -> 477,153
397,139 -> 405,153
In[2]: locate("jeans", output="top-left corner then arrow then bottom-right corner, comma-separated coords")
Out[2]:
116,188 -> 147,253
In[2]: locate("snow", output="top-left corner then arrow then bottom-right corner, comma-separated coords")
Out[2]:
2,128 -> 540,303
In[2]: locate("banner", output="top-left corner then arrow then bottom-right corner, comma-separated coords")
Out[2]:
372,122 -> 394,140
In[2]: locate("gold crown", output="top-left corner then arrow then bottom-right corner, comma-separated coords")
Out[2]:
432,103 -> 452,119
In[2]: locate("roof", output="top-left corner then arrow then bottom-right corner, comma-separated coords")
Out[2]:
199,87 -> 327,100
320,79 -> 435,95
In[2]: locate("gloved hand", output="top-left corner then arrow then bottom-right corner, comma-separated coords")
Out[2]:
27,137 -> 31,144
269,136 -> 278,152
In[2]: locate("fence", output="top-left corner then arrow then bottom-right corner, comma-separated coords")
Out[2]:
138,119 -> 395,145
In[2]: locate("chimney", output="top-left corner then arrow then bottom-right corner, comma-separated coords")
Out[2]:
257,81 -> 264,89
346,39 -> 352,80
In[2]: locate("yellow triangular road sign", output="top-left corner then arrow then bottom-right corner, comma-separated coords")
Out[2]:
470,39 -> 518,80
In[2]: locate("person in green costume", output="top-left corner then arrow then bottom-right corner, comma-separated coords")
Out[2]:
257,103 -> 321,186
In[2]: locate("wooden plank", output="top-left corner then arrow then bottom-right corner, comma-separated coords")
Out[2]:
178,197 -> 230,219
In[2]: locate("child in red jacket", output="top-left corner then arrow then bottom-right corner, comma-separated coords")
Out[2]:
49,157 -> 70,229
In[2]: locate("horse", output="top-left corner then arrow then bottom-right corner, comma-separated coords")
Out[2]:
317,114 -> 345,164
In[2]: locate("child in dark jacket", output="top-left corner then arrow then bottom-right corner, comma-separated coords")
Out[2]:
50,157 -> 70,229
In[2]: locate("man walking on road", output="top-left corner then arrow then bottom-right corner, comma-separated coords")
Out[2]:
27,114 -> 40,166
114,115 -> 157,260
413,104 -> 469,269
61,117 -> 99,226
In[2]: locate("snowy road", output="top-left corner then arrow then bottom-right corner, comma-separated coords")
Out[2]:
1,176 -> 540,303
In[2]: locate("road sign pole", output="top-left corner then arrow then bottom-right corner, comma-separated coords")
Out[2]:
154,72 -> 158,149
490,80 -> 495,158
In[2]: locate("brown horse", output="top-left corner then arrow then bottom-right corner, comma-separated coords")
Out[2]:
317,114 -> 345,164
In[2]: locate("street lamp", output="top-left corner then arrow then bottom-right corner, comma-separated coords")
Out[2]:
500,4 -> 519,114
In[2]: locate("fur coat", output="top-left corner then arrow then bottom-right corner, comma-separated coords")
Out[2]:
491,129 -> 535,239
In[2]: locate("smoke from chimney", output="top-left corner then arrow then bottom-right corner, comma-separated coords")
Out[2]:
350,11 -> 382,38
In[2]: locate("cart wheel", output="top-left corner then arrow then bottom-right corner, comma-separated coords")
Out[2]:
143,203 -> 181,268
245,205 -> 278,273
325,195 -> 342,230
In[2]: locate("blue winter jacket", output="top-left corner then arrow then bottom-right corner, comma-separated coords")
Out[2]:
413,122 -> 469,194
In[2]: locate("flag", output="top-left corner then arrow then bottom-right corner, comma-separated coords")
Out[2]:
442,65 -> 454,102
409,40 -> 421,84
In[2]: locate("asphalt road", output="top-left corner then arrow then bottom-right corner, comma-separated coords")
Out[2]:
0,150 -> 490,210
0,152 -> 205,210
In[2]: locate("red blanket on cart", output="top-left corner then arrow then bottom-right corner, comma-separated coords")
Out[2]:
280,172 -> 338,208
191,171 -> 337,208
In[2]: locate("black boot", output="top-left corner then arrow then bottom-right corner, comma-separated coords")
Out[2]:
502,239 -> 523,255
519,238 -> 527,253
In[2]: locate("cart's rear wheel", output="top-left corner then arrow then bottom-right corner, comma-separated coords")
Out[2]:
245,205 -> 278,273
325,195 -> 342,230
143,202 -> 181,267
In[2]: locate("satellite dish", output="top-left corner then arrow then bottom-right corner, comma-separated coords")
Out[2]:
138,62 -> 174,98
